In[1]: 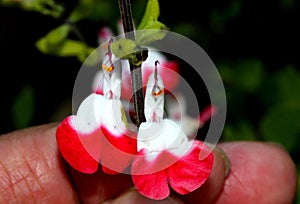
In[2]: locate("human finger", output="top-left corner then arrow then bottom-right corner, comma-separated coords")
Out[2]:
215,141 -> 297,204
0,123 -> 79,203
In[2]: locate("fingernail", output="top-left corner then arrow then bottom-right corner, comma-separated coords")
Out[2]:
204,142 -> 231,178
214,146 -> 231,178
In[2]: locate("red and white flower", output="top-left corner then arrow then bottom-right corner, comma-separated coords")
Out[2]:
131,63 -> 214,200
56,24 -> 215,200
56,46 -> 137,174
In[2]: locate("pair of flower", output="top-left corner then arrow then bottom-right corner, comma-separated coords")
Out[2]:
56,33 -> 214,200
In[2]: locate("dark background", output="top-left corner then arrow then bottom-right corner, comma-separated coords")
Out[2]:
0,2 -> 299,202
0,0 -> 298,133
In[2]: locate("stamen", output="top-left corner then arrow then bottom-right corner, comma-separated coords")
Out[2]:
102,38 -> 115,73
152,89 -> 164,96
102,64 -> 114,72
151,60 -> 164,96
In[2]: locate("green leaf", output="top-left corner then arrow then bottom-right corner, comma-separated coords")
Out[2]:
260,65 -> 300,108
260,104 -> 300,152
136,28 -> 167,46
136,0 -> 168,45
223,121 -> 257,141
111,38 -> 137,59
11,86 -> 35,129
68,0 -> 114,23
35,24 -> 71,54
219,59 -> 264,92
33,0 -> 64,18
137,0 -> 160,30
53,40 -> 91,57
68,0 -> 94,22
274,65 -> 300,104
35,25 -> 97,63
235,59 -> 264,92
1,0 -> 64,18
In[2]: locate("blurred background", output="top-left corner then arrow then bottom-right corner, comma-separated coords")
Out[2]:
0,0 -> 299,202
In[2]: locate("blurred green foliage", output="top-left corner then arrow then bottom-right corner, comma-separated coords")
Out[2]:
11,85 -> 35,129
0,0 -> 299,202
0,0 -> 64,18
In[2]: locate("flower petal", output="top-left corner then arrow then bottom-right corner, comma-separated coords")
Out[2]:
76,93 -> 106,128
137,119 -> 188,154
132,149 -> 172,200
100,126 -> 137,174
167,140 -> 214,194
132,170 -> 169,200
100,99 -> 127,135
132,141 -> 214,199
56,116 -> 101,174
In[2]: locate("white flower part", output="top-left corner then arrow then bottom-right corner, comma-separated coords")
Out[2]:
144,64 -> 164,123
137,66 -> 189,157
101,53 -> 126,136
74,93 -> 126,137
138,119 -> 188,155
102,58 -> 122,99
165,93 -> 199,137
75,93 -> 106,133
92,70 -> 104,93
101,99 -> 127,136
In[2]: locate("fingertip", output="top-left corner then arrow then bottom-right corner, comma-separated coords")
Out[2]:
216,141 -> 297,204
0,123 -> 78,203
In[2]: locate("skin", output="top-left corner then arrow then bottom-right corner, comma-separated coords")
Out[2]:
0,123 -> 297,204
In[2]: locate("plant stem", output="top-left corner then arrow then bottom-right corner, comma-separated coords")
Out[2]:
118,0 -> 146,127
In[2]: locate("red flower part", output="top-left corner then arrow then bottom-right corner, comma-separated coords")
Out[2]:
56,93 -> 137,174
56,116 -> 101,174
56,45 -> 137,174
131,64 -> 214,200
199,104 -> 217,125
100,126 -> 137,174
132,140 -> 214,200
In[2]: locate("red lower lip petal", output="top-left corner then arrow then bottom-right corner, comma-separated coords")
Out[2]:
56,116 -> 100,174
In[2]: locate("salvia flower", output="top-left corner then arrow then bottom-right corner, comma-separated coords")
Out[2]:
56,26 -> 215,201
131,62 -> 214,200
56,42 -> 137,174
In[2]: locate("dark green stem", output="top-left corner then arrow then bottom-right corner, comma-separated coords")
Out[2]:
118,0 -> 145,127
